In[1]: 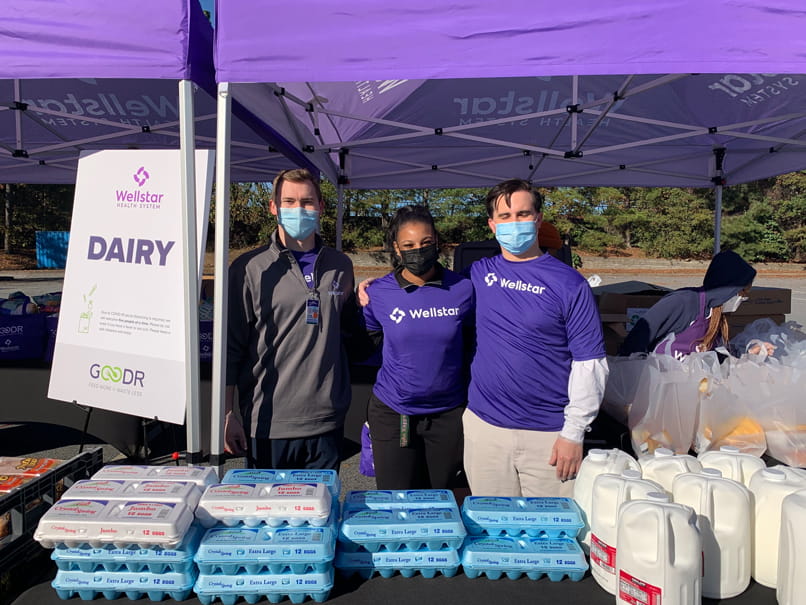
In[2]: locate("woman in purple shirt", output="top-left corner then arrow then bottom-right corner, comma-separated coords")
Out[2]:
363,205 -> 475,490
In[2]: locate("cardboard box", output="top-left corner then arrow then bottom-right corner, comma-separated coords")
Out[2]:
594,281 -> 671,316
594,281 -> 671,354
734,287 -> 791,316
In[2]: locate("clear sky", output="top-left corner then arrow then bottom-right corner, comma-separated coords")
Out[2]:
198,0 -> 215,25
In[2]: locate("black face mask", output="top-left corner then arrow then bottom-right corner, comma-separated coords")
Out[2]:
399,243 -> 439,277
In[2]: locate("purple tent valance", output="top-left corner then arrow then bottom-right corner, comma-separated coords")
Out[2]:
2,0 -> 213,83
215,0 -> 806,83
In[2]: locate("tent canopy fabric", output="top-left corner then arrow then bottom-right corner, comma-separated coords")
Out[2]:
214,0 -> 806,189
0,0 -> 310,184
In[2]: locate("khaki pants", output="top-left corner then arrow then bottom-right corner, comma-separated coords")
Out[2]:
463,408 -> 574,498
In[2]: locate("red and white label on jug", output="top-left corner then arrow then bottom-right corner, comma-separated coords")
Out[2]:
619,569 -> 662,605
590,533 -> 617,574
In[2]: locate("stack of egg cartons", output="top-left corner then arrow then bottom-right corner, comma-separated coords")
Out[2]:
193,469 -> 339,605
460,496 -> 588,582
34,464 -> 218,601
335,490 -> 464,579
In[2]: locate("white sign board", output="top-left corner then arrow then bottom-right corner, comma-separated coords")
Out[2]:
48,149 -> 214,424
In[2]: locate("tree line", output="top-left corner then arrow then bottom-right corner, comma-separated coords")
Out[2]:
3,171 -> 805,262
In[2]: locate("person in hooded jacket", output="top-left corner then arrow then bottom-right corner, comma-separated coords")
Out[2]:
362,205 -> 475,490
620,250 -> 769,358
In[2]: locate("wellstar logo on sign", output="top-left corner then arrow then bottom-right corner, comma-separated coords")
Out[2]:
133,166 -> 150,187
116,166 -> 165,210
484,272 -> 546,295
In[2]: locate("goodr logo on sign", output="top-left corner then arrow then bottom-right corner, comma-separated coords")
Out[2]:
484,272 -> 545,294
89,363 -> 145,387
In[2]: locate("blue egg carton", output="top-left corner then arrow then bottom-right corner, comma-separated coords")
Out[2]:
194,569 -> 333,605
52,569 -> 197,601
338,508 -> 466,552
461,536 -> 587,581
195,523 -> 336,575
52,524 -> 203,573
334,546 -> 460,579
221,470 -> 341,500
461,497 -> 584,538
342,490 -> 457,513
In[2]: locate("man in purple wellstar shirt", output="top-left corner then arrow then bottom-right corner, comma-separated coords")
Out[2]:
463,179 -> 608,498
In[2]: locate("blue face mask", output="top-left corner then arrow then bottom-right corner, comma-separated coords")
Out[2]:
495,220 -> 536,255
279,207 -> 319,240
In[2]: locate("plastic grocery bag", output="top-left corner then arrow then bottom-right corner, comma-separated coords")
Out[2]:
627,353 -> 703,459
735,358 -> 806,467
731,318 -> 806,363
602,355 -> 651,425
694,353 -> 767,456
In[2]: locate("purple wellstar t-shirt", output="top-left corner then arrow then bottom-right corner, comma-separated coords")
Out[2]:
468,253 -> 605,431
363,267 -> 475,415
290,248 -> 318,287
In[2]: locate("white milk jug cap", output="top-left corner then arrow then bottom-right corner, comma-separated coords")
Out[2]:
701,468 -> 723,478
588,449 -> 609,462
654,448 -> 675,458
646,492 -> 671,503
719,445 -> 741,453
621,469 -> 642,480
761,468 -> 786,481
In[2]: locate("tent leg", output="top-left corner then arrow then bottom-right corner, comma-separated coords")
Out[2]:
714,183 -> 723,255
179,79 -> 202,465
211,83 -> 232,474
336,183 -> 344,251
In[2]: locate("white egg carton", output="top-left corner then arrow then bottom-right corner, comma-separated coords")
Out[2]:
91,465 -> 219,487
195,483 -> 332,528
34,499 -> 195,549
221,469 -> 341,500
342,489 -> 457,513
60,479 -> 202,511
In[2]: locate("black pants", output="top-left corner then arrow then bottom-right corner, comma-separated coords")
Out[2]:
367,392 -> 465,490
246,426 -> 343,471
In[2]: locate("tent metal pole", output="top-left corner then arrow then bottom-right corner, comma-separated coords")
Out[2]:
336,182 -> 344,251
714,184 -> 723,254
179,79 -> 203,464
712,147 -> 726,255
211,82 -> 232,474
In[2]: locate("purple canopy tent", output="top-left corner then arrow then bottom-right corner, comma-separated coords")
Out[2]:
0,0 -> 307,462
209,0 -> 806,461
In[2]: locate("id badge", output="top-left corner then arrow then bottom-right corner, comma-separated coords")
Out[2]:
306,296 -> 320,325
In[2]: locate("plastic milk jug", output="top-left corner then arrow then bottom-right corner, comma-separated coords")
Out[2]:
589,469 -> 663,594
777,490 -> 806,605
616,493 -> 701,605
640,447 -> 702,493
573,448 -> 641,553
749,467 -> 806,588
672,468 -> 752,598
698,445 -> 766,488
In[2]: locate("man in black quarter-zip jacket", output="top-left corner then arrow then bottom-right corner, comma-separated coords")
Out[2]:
224,168 -> 367,470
